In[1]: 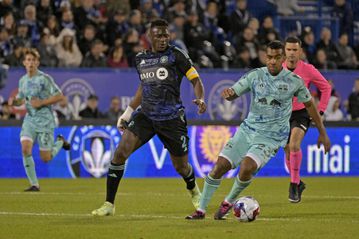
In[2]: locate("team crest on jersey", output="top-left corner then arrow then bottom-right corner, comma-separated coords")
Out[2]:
60,78 -> 95,119
278,83 -> 289,93
190,126 -> 239,178
160,56 -> 168,63
66,125 -> 121,178
208,80 -> 248,121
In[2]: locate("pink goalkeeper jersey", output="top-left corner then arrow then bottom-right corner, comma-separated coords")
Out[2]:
283,60 -> 331,112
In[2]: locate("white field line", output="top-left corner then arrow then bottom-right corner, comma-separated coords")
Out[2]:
0,211 -> 358,223
0,192 -> 359,200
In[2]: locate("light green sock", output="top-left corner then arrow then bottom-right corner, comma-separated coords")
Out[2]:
51,140 -> 63,158
199,175 -> 222,212
224,176 -> 252,203
23,155 -> 39,187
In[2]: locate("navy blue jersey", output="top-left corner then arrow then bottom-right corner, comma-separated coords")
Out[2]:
135,46 -> 194,121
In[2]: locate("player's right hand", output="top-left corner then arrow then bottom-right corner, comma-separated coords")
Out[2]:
117,106 -> 134,132
221,88 -> 235,100
117,116 -> 128,132
317,133 -> 331,154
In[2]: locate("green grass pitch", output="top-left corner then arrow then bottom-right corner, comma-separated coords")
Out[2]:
0,177 -> 358,239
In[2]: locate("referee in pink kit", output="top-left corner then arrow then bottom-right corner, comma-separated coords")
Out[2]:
283,36 -> 331,203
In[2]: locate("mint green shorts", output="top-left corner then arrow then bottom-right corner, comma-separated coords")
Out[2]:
20,121 -> 54,151
219,125 -> 280,171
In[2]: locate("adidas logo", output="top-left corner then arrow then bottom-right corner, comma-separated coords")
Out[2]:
140,59 -> 146,65
108,173 -> 117,178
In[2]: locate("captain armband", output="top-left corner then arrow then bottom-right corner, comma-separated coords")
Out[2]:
185,67 -> 199,81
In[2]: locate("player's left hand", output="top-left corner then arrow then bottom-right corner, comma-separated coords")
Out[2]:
317,133 -> 331,154
30,97 -> 43,109
192,99 -> 206,114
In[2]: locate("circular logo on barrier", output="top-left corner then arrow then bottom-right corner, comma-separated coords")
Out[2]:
208,80 -> 248,121
66,125 -> 121,178
156,67 -> 168,80
60,78 -> 95,119
190,126 -> 239,178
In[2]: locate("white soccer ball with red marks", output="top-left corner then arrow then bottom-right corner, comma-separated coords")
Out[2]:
233,196 -> 260,222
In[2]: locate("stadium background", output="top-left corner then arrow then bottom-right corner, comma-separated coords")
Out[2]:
1,69 -> 359,178
1,0 -> 359,179
0,1 -> 359,239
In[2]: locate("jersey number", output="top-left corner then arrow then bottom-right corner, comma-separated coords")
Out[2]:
180,135 -> 188,152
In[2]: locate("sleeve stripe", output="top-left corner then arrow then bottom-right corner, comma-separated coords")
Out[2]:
186,67 -> 199,81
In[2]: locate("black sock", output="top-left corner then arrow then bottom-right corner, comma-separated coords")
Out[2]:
106,162 -> 125,204
183,164 -> 196,190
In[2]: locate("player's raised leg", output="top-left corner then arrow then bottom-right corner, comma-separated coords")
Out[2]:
38,132 -> 70,164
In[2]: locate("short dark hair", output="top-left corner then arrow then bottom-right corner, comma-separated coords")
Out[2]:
285,36 -> 302,47
150,19 -> 168,28
267,40 -> 284,52
91,39 -> 103,48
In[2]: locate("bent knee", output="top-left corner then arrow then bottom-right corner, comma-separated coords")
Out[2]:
22,149 -> 32,157
210,160 -> 231,179
21,145 -> 32,156
40,154 -> 52,163
241,166 -> 256,176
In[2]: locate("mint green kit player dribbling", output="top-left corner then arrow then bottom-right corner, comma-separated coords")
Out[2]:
186,40 -> 331,220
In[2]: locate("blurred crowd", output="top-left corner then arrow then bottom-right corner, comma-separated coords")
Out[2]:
0,0 -> 358,70
1,0 -> 359,122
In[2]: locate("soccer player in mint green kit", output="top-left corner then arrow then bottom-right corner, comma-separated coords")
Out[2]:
10,48 -> 70,192
186,40 -> 331,220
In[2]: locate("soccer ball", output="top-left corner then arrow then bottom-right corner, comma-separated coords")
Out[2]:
233,196 -> 260,222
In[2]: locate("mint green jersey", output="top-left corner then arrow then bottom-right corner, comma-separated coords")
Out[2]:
231,67 -> 311,146
17,70 -> 61,132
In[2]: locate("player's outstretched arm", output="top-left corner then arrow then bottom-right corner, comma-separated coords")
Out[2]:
30,94 -> 64,109
304,99 -> 331,153
117,85 -> 142,131
221,88 -> 238,101
191,77 -> 206,114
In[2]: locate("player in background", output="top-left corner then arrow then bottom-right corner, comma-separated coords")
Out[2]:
92,19 -> 207,216
9,48 -> 70,191
283,37 -> 331,203
186,40 -> 331,220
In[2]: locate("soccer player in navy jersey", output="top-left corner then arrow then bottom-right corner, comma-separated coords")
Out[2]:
92,19 -> 207,216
